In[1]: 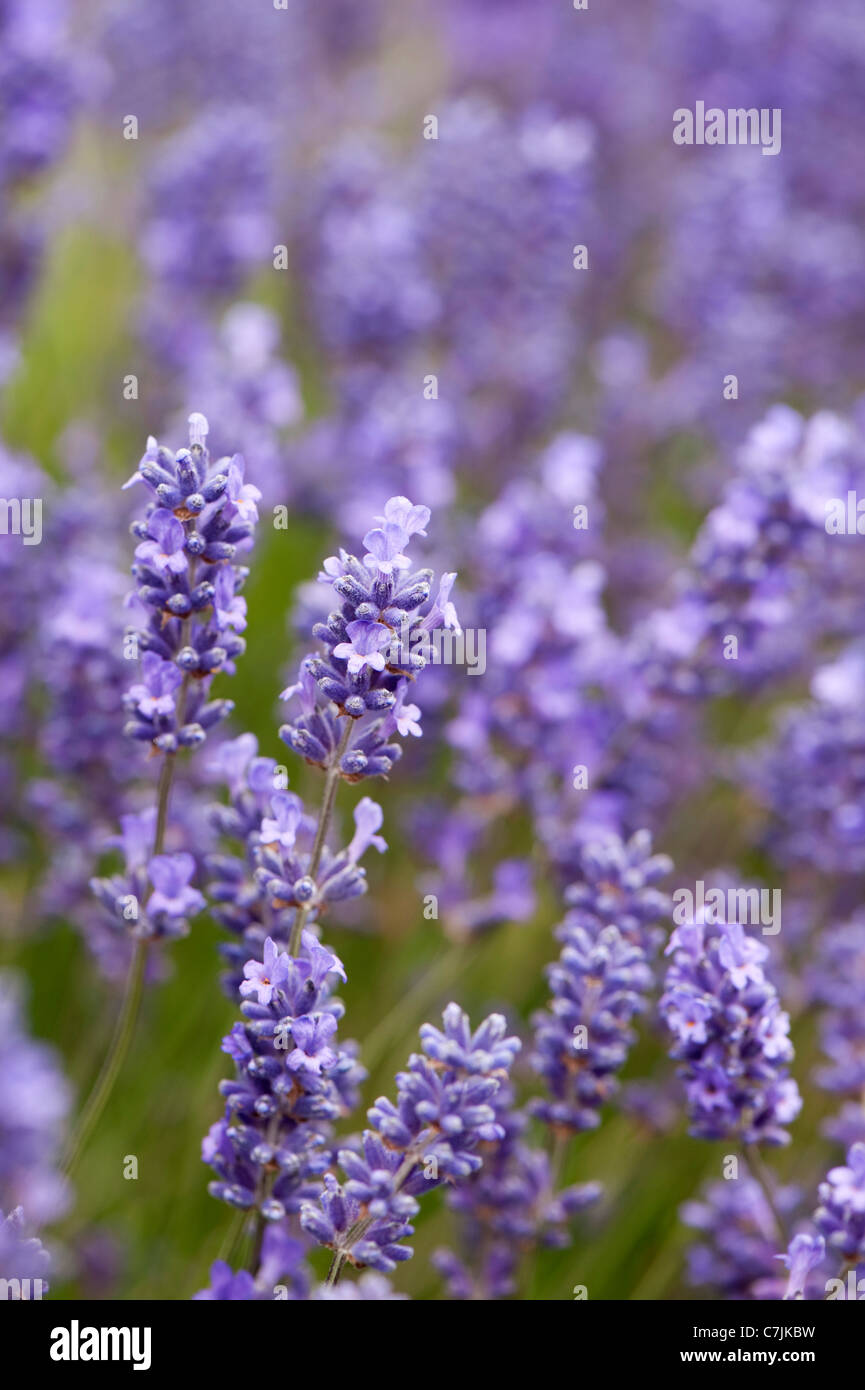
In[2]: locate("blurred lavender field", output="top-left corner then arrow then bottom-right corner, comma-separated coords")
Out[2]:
2,0 -> 865,1303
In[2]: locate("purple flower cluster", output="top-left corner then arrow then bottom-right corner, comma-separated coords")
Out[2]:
0,974 -> 70,1227
806,915 -> 865,1149
749,648 -> 865,877
205,740 -> 402,997
815,1143 -> 865,1265
0,0 -> 78,357
203,933 -> 363,1222
123,414 -> 259,753
661,916 -> 801,1146
300,1005 -> 520,1275
529,831 -> 670,1133
680,1178 -> 821,1301
90,811 -> 204,951
0,1207 -> 51,1297
84,414 -> 258,960
193,1224 -> 308,1302
279,495 -> 458,781
632,408 -> 857,699
433,1072 -> 601,1300
0,973 -> 71,1297
530,924 -> 652,1135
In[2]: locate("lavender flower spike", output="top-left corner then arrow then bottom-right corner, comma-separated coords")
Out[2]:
67,417 -> 259,1176
276,495 -> 455,958
204,934 -> 363,1223
814,1143 -> 865,1264
123,414 -> 260,755
778,1233 -> 826,1301
661,915 -> 801,1146
279,494 -> 457,782
301,1004 -> 520,1286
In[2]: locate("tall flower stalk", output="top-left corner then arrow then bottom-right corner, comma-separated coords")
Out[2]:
64,414 -> 259,1173
202,495 -> 464,1281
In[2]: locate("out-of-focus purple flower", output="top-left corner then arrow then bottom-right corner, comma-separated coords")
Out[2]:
140,107 -> 275,300
748,647 -> 865,875
680,1177 -> 822,1300
0,1207 -> 51,1297
0,975 -> 70,1227
815,1144 -> 865,1262
146,852 -> 204,919
806,915 -> 865,1144
193,1223 -> 309,1301
778,1233 -> 826,1301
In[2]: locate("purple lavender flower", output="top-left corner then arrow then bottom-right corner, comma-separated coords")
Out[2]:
528,831 -> 670,1134
433,1066 -> 601,1300
749,649 -> 865,875
806,914 -> 865,1145
204,934 -> 363,1222
0,974 -> 70,1227
122,414 -> 259,752
90,840 -> 205,950
815,1143 -> 865,1263
778,1233 -> 826,1301
279,494 -> 457,782
680,1177 -> 820,1300
0,1 -> 77,190
300,1005 -> 520,1279
140,107 -> 275,300
561,829 -> 673,954
661,916 -> 801,1146
299,137 -> 439,366
0,1207 -> 51,1298
530,923 -> 653,1134
146,853 -> 205,920
193,1224 -> 309,1302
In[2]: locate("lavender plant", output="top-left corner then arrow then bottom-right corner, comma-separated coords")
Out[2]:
201,494 -> 481,1292
10,0 -> 865,1311
65,414 -> 259,1173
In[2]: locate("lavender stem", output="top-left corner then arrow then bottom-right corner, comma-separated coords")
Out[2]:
288,719 -> 352,956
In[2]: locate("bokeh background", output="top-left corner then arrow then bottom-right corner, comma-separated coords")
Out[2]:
2,0 -> 865,1300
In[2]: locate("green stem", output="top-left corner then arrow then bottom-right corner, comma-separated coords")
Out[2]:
325,1151 -> 417,1288
63,736 -> 182,1177
744,1144 -> 785,1242
62,938 -> 147,1175
288,719 -> 353,956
